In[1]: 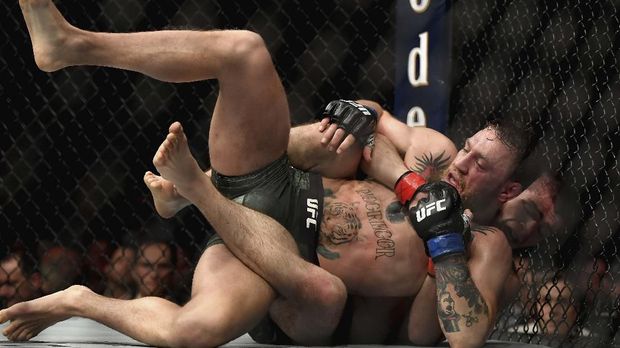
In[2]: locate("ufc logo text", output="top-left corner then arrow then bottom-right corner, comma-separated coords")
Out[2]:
415,198 -> 447,222
306,198 -> 319,229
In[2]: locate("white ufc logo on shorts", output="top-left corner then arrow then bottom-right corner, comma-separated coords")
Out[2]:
415,198 -> 447,222
306,198 -> 319,229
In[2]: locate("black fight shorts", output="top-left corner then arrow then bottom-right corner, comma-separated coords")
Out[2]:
209,154 -> 323,265
208,155 -> 327,344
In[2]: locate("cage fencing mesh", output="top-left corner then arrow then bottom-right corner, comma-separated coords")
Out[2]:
450,1 -> 619,347
0,0 -> 618,347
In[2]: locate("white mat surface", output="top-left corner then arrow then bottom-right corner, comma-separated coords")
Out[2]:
0,317 -> 550,347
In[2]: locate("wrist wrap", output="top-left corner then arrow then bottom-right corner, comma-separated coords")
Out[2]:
394,171 -> 426,205
427,233 -> 465,261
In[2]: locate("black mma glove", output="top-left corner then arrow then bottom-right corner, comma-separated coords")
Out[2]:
409,181 -> 471,262
322,99 -> 378,147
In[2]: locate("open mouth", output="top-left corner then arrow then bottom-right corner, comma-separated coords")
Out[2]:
445,172 -> 461,192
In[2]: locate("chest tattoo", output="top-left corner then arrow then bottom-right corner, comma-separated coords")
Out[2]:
386,201 -> 406,223
318,201 -> 361,260
356,188 -> 397,259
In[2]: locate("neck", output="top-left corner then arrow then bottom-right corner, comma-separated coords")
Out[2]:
473,204 -> 499,226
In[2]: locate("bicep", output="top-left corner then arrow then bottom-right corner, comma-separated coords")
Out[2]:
376,111 -> 414,154
377,112 -> 457,169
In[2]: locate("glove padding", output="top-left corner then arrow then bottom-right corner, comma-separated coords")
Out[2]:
409,181 -> 471,261
394,171 -> 426,206
322,99 -> 378,147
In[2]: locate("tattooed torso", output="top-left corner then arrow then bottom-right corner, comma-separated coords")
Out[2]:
316,147 -> 453,297
317,178 -> 429,297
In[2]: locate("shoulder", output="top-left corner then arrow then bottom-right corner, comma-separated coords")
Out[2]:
468,225 -> 512,265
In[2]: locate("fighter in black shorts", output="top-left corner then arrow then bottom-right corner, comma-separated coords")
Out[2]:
205,99 -> 377,343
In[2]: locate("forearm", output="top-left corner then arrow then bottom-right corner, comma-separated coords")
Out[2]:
434,255 -> 491,348
360,133 -> 409,187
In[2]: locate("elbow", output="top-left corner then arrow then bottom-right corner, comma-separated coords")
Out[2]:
445,321 -> 493,348
446,335 -> 487,348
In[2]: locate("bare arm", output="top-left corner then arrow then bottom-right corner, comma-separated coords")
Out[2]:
361,110 -> 457,187
408,276 -> 443,346
289,100 -> 457,184
434,227 -> 513,348
359,133 -> 409,187
287,99 -> 383,179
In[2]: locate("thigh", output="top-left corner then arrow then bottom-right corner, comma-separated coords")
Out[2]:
179,243 -> 277,343
209,35 -> 291,176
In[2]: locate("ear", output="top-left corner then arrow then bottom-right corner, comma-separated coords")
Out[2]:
499,181 -> 522,203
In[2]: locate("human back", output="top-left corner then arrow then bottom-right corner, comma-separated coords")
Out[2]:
318,177 -> 429,297
312,121 -> 461,298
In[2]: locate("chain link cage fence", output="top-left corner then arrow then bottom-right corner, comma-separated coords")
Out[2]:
0,0 -> 618,347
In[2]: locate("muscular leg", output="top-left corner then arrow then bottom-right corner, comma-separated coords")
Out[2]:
152,123 -> 345,344
20,0 -> 288,173
20,0 -> 345,343
0,244 -> 275,347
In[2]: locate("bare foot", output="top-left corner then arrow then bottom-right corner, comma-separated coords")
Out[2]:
0,285 -> 86,341
143,171 -> 191,218
19,0 -> 84,71
152,122 -> 206,198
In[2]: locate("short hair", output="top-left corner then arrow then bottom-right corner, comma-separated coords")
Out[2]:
487,118 -> 538,186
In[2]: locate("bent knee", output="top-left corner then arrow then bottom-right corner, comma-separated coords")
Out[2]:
223,30 -> 270,69
299,271 -> 346,310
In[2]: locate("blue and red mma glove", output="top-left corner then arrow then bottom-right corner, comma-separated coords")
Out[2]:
408,181 -> 471,262
394,171 -> 426,206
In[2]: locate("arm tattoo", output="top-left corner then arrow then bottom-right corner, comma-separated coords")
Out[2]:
438,290 -> 461,332
411,151 -> 451,181
435,255 -> 489,332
